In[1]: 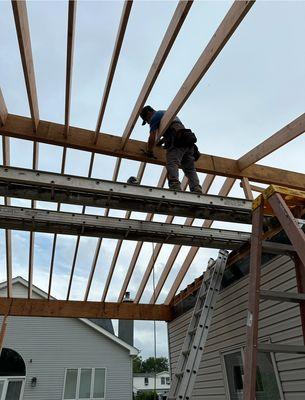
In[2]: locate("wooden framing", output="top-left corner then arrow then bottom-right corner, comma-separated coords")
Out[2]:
0,89 -> 8,126
2,114 -> 305,190
1,0 -> 305,321
238,112 -> 305,170
0,298 -> 173,321
12,0 -> 39,131
157,0 -> 255,137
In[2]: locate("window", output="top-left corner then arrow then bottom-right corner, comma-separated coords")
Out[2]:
166,377 -> 170,385
144,377 -> 149,386
63,368 -> 106,400
223,350 -> 282,400
161,377 -> 165,385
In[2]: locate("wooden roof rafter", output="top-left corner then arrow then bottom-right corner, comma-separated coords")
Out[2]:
62,0 -> 133,301
12,0 -> 41,299
100,0 -> 193,302
0,90 -> 12,299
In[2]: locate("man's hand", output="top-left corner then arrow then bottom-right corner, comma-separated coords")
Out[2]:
141,149 -> 157,159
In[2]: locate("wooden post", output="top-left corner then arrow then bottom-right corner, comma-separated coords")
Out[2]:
0,315 -> 8,354
293,256 -> 305,343
243,199 -> 264,400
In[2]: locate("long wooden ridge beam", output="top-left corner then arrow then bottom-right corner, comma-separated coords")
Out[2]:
2,114 -> 305,191
0,298 -> 173,321
0,205 -> 250,249
0,166 -> 253,224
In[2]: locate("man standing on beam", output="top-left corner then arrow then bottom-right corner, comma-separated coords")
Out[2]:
140,105 -> 202,194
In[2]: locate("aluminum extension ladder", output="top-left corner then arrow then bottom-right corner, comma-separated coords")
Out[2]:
168,249 -> 229,400
243,185 -> 305,400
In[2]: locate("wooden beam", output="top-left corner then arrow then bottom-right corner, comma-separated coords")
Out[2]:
101,161 -> 146,302
146,176 -> 215,305
121,0 -> 193,147
3,115 -> 305,191
133,177 -> 190,304
157,0 -> 254,137
94,0 -> 133,142
64,0 -> 77,137
28,141 -> 39,299
0,111 -> 9,303
163,178 -> 235,305
241,177 -> 254,200
117,169 -> 168,302
240,182 -> 265,193
11,1 -> 39,131
238,113 -> 305,170
0,297 -> 173,321
0,88 -> 8,126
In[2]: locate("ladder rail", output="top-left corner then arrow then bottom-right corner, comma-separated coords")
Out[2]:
168,249 -> 228,400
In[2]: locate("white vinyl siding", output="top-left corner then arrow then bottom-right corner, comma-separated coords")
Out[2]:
168,256 -> 305,400
0,282 -> 133,400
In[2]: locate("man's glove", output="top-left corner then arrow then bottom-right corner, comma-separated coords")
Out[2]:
141,149 -> 157,159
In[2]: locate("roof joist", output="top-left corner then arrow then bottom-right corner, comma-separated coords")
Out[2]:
157,0 -> 255,137
12,0 -> 39,131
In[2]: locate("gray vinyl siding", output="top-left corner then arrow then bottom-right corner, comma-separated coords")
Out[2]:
0,284 -> 133,400
168,256 -> 305,400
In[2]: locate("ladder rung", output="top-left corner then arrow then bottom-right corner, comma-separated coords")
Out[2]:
188,328 -> 197,336
262,241 -> 296,254
260,290 -> 305,303
194,307 -> 203,317
258,343 -> 305,354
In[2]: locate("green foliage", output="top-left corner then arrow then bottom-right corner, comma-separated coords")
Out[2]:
133,355 -> 143,373
133,356 -> 169,373
135,391 -> 158,400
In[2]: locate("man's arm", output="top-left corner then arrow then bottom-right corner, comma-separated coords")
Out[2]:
147,131 -> 157,152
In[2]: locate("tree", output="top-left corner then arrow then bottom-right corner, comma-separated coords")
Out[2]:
141,357 -> 169,373
133,355 -> 143,373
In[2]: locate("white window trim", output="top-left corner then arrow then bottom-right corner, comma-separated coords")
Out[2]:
62,367 -> 107,400
220,340 -> 284,400
0,377 -> 26,400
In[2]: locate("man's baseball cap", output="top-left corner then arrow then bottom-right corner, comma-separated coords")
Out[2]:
140,105 -> 154,125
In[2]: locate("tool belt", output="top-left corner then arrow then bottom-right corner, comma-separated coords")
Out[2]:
173,128 -> 197,148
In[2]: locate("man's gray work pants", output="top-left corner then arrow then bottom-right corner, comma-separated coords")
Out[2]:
166,145 -> 200,191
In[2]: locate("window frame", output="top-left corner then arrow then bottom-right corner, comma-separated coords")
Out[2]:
62,368 -> 107,400
0,377 -> 26,400
220,342 -> 284,400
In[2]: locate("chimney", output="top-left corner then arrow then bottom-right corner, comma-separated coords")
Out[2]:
118,292 -> 134,346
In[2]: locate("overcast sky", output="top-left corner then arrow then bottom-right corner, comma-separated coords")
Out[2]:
0,0 -> 304,359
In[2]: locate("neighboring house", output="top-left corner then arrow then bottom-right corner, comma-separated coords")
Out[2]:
168,255 -> 305,399
0,277 -> 138,400
133,371 -> 170,399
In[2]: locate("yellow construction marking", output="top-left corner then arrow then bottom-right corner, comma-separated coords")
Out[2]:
252,184 -> 305,214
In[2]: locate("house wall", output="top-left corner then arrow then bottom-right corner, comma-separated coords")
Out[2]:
168,256 -> 305,400
0,284 -> 133,400
133,372 -> 170,392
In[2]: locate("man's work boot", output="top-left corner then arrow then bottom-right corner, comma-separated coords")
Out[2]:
191,185 -> 202,194
169,182 -> 182,191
